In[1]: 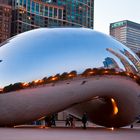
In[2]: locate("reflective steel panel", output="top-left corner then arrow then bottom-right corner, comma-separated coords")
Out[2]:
0,28 -> 140,88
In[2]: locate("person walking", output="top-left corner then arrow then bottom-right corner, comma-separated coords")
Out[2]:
69,115 -> 74,127
82,112 -> 88,129
51,114 -> 56,126
130,124 -> 133,128
45,116 -> 51,127
65,116 -> 70,127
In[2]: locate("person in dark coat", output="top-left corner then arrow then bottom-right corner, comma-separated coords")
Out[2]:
82,112 -> 88,129
69,115 -> 74,127
45,116 -> 51,127
51,114 -> 56,126
65,116 -> 70,127
130,124 -> 133,128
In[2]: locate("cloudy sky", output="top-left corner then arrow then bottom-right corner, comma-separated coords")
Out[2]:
94,0 -> 140,34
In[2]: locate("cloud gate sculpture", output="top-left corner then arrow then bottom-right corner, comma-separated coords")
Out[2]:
0,28 -> 140,127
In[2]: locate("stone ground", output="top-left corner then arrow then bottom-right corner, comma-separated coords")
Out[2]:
0,123 -> 140,140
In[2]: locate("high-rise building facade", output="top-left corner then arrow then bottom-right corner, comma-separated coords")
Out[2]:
11,0 -> 94,36
0,0 -> 12,43
0,0 -> 94,42
110,20 -> 140,55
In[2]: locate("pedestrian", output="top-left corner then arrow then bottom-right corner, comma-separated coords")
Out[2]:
130,124 -> 133,128
51,114 -> 56,126
45,116 -> 48,127
45,116 -> 51,127
73,117 -> 76,128
69,115 -> 73,127
65,116 -> 70,127
82,112 -> 88,129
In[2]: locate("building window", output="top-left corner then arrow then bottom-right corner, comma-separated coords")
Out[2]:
54,8 -> 57,18
58,9 -> 62,19
45,6 -> 48,16
36,3 -> 39,14
31,1 -> 35,13
49,7 -> 53,17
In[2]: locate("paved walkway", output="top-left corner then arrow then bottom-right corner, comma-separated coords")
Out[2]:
0,126 -> 140,140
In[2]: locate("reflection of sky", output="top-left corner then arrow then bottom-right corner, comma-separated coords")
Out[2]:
0,28 -> 138,87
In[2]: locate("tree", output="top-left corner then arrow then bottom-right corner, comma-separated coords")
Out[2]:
81,68 -> 93,76
60,72 -> 68,80
68,70 -> 77,78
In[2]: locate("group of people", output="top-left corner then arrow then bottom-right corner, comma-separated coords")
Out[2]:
65,112 -> 88,129
65,115 -> 75,127
45,114 -> 56,127
44,112 -> 88,129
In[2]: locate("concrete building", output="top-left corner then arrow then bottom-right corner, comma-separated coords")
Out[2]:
0,0 -> 12,43
110,20 -> 140,55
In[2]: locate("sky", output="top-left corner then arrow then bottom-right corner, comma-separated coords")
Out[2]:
94,0 -> 140,34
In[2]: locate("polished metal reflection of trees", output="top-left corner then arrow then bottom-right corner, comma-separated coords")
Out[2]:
1,68 -> 140,94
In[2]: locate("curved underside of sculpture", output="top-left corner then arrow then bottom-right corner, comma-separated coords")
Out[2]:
0,76 -> 140,127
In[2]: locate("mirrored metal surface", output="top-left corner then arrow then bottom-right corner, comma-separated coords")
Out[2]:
0,28 -> 140,88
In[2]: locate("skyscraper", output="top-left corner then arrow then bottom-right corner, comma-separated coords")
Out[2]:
11,0 -> 94,36
0,0 -> 94,42
0,0 -> 12,43
110,20 -> 140,55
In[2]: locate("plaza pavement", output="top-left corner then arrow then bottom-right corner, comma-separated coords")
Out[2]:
0,123 -> 140,140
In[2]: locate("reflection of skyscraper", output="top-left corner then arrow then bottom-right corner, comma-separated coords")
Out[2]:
121,49 -> 140,73
106,48 -> 137,73
103,57 -> 119,69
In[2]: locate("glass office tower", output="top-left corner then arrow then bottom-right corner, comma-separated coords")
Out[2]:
110,20 -> 140,55
11,0 -> 94,36
0,0 -> 12,43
